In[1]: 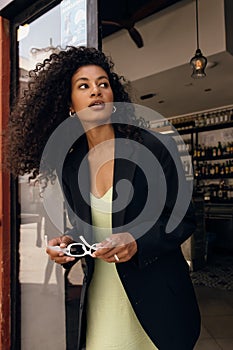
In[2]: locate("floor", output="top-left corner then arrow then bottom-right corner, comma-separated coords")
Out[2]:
194,285 -> 233,350
65,283 -> 233,350
19,222 -> 233,349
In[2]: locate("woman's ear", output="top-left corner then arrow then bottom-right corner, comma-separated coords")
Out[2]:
69,106 -> 75,114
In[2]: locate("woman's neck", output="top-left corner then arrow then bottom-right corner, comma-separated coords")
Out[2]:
85,124 -> 115,149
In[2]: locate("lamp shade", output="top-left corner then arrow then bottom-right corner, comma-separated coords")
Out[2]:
190,48 -> 207,78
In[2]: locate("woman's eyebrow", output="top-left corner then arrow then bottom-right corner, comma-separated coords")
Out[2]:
73,75 -> 109,84
96,75 -> 109,81
73,77 -> 88,84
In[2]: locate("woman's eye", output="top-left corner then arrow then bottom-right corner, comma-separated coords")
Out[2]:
99,82 -> 109,88
79,84 -> 89,89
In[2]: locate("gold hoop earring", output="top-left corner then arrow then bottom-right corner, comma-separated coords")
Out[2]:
112,105 -> 117,114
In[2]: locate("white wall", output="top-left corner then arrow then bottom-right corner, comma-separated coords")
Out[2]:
103,0 -> 226,81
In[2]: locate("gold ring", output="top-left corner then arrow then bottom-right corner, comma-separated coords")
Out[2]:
114,254 -> 120,262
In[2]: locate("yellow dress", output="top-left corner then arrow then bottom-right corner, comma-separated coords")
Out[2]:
86,187 -> 157,350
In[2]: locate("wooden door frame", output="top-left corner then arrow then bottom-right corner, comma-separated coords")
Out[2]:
0,16 -> 11,350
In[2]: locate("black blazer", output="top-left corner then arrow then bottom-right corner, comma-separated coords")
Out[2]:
61,126 -> 201,350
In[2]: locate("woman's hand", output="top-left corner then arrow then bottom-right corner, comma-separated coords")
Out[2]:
46,235 -> 75,264
92,232 -> 137,263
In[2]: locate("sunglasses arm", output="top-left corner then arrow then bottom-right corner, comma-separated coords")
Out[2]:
79,235 -> 98,251
47,245 -> 69,254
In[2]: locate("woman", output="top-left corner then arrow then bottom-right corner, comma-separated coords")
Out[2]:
7,46 -> 200,349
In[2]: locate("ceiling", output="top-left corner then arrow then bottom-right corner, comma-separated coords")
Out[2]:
1,0 -> 233,119
131,51 -> 233,119
100,0 -> 233,119
100,0 -> 182,41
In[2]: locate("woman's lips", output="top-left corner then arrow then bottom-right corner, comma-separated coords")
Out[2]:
89,102 -> 105,110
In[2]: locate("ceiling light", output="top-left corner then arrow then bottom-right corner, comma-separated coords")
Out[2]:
190,0 -> 207,79
150,125 -> 174,134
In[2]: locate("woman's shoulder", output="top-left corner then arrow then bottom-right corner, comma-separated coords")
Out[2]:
63,134 -> 89,171
140,127 -> 175,152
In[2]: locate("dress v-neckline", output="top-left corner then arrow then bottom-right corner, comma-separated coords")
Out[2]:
90,186 -> 113,200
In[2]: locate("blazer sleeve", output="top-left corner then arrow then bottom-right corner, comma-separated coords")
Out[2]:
132,134 -> 196,269
59,173 -> 82,269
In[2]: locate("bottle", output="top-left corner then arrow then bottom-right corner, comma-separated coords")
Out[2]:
222,183 -> 228,200
217,141 -> 222,156
205,163 -> 210,177
194,115 -> 199,127
220,163 -> 225,176
210,113 -> 215,125
230,109 -> 233,121
197,144 -> 201,158
219,111 -> 224,123
218,180 -> 224,199
226,142 -> 231,154
198,114 -> 204,127
230,142 -> 233,153
205,113 -> 211,125
201,162 -> 206,176
210,163 -> 215,176
194,163 -> 200,179
215,163 -> 219,175
193,147 -> 197,158
223,110 -> 229,122
229,186 -> 233,201
201,145 -> 206,157
221,143 -> 226,156
214,112 -> 219,124
227,187 -> 231,201
206,146 -> 211,158
230,160 -> 233,175
212,186 -> 217,201
212,145 -> 217,157
225,161 -> 229,175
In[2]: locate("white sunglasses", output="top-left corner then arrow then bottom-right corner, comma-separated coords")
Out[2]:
46,235 -> 98,257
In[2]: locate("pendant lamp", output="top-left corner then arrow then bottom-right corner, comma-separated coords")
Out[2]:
190,0 -> 207,78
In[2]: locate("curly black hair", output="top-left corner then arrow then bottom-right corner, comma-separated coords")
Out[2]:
6,46 -> 144,178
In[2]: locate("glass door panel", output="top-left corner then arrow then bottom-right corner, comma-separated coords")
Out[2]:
18,0 -> 67,336
14,0 -> 94,348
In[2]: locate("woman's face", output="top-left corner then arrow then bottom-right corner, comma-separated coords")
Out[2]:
70,65 -> 114,127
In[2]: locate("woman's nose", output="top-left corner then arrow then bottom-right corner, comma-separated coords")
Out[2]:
91,85 -> 101,96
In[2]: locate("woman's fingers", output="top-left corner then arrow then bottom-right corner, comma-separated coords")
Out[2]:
93,232 -> 137,263
46,235 -> 75,264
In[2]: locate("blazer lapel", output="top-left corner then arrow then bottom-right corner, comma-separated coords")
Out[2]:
66,136 -> 93,242
112,133 -> 138,232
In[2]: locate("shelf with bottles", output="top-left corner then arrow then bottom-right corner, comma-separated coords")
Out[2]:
196,181 -> 233,204
169,106 -> 233,135
193,141 -> 233,161
194,159 -> 233,180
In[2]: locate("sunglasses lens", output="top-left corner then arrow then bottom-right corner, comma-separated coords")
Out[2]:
69,244 -> 85,256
